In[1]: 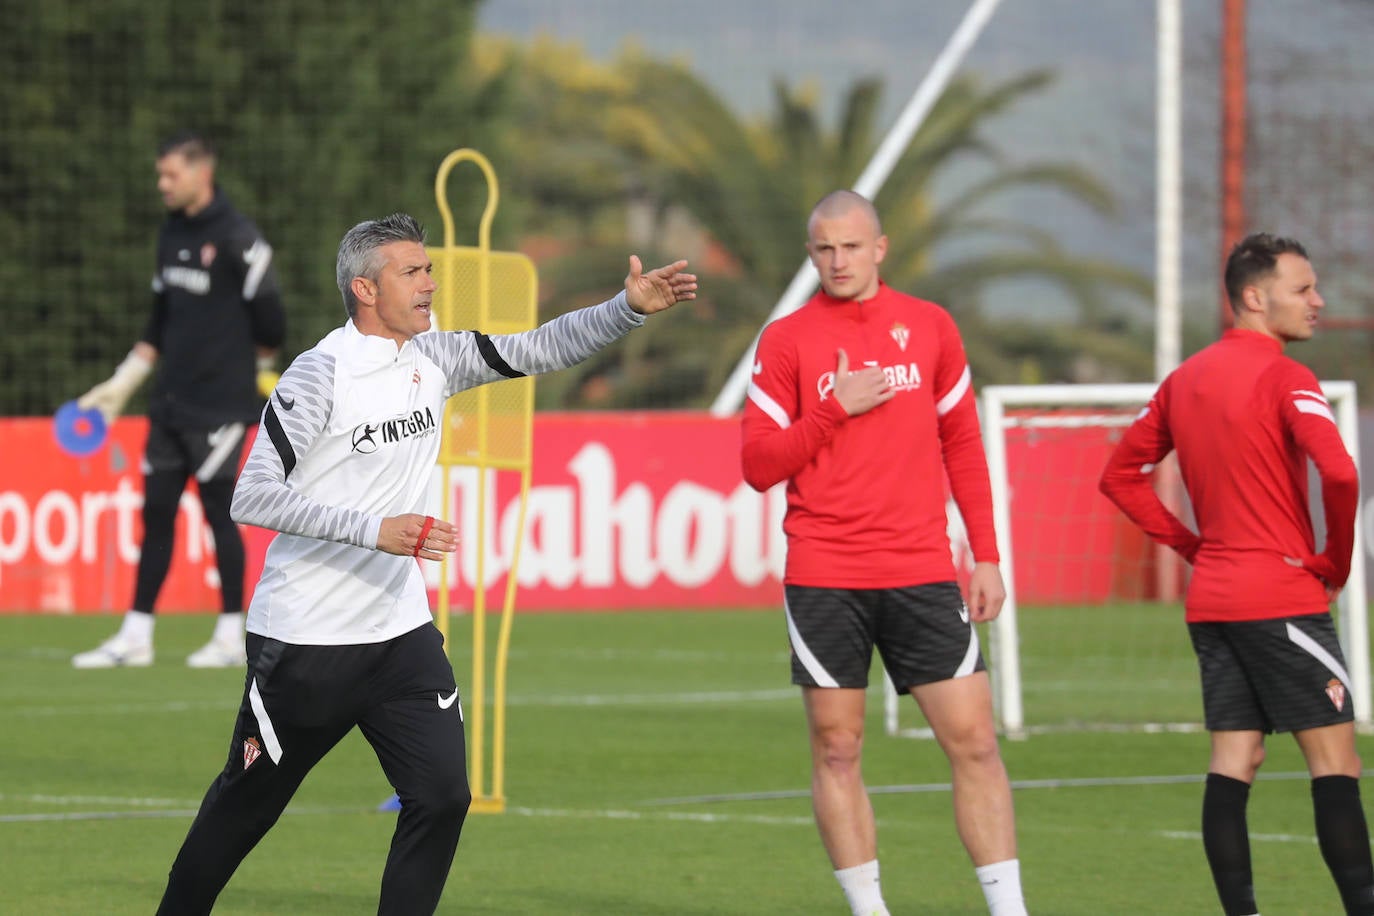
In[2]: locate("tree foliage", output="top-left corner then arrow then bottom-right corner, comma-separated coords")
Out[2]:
489,46 -> 1154,408
2,0 -> 502,415
3,12 -> 1160,416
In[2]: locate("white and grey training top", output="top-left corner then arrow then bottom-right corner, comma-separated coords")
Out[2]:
231,291 -> 644,645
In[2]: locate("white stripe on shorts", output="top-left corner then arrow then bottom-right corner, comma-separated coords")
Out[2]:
1285,621 -> 1351,690
196,422 -> 245,482
248,677 -> 284,764
784,596 -> 839,688
955,624 -> 981,678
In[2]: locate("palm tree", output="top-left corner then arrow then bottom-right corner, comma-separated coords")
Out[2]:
495,47 -> 1154,406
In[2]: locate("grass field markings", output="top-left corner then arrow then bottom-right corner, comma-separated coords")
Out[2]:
1157,829 -> 1317,845
504,688 -> 796,707
1015,721 -> 1205,735
0,801 -> 818,830
0,793 -> 201,808
504,805 -> 815,828
0,687 -> 802,719
0,698 -> 239,718
642,769 -> 1360,806
0,809 -> 202,824
0,803 -> 375,825
1023,679 -> 1193,693
500,647 -> 789,663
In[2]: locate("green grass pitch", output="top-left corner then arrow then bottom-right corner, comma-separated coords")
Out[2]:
1,608 -> 1369,914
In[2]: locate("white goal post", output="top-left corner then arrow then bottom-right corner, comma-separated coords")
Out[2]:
884,381 -> 1369,738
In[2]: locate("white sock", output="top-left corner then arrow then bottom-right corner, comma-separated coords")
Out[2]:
835,860 -> 889,916
118,610 -> 154,644
975,859 -> 1026,916
212,612 -> 245,643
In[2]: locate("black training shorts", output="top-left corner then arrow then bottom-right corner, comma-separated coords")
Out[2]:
143,420 -> 247,483
784,581 -> 985,692
1189,613 -> 1355,733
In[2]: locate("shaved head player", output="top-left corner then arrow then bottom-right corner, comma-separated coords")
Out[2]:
743,190 -> 1027,916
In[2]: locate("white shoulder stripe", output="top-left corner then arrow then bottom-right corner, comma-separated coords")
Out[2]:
936,365 -> 972,417
1292,388 -> 1328,404
1293,398 -> 1337,425
747,381 -> 791,429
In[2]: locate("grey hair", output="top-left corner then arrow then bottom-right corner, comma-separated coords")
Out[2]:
807,190 -> 883,238
336,213 -> 427,318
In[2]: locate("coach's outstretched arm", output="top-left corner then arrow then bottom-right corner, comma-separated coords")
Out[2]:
417,257 -> 697,394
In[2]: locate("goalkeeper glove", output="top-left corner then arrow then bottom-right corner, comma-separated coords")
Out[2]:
256,353 -> 281,398
78,349 -> 153,422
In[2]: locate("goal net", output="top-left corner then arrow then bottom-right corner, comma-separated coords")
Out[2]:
885,381 -> 1369,738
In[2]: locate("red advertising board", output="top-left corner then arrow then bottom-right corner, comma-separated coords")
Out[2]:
0,412 -> 1150,614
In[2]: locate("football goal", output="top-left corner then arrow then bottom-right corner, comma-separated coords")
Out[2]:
885,381 -> 1369,738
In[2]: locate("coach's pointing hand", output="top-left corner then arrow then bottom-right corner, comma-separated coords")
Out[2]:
832,349 -> 893,417
378,514 -> 458,560
624,255 -> 698,315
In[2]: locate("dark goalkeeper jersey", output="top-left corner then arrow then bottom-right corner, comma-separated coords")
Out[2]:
741,282 -> 998,588
1100,328 -> 1358,622
142,190 -> 286,428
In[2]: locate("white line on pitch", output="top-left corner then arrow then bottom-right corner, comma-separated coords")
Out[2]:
0,801 -> 816,829
0,793 -> 201,807
0,688 -> 799,718
642,770 -> 1357,806
506,688 -> 796,707
1158,829 -> 1317,845
0,699 -> 238,718
504,806 -> 817,827
0,803 -> 372,825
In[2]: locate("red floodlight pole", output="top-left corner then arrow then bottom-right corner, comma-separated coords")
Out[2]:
1219,0 -> 1247,332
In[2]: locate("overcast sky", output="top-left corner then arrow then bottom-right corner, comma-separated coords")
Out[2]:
478,1 -> 1374,325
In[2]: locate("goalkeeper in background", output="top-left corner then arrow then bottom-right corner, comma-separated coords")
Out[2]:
73,130 -> 286,670
1101,233 -> 1373,915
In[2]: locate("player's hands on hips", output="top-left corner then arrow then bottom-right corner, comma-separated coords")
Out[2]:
832,349 -> 894,416
624,256 -> 697,315
967,561 -> 1006,622
377,514 -> 458,560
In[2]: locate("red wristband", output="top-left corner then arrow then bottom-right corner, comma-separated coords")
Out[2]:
414,516 -> 435,557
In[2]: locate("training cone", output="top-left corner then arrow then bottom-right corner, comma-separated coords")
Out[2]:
377,793 -> 401,812
53,400 -> 108,457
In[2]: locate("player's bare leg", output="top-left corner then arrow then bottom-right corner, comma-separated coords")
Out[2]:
1208,729 -> 1266,781
804,686 -> 875,866
804,686 -> 889,915
1294,721 -> 1361,777
914,671 -> 1026,914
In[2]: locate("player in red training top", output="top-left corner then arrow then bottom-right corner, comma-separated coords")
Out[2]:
742,190 -> 1026,916
1101,233 -> 1372,916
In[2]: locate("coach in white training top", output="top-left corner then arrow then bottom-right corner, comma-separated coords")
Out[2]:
155,212 -> 697,916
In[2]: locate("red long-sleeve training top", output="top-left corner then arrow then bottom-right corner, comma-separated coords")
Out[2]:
741,283 -> 998,588
1100,328 -> 1359,622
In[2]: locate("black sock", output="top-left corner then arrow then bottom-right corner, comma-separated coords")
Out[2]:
1203,772 -> 1257,916
1313,775 -> 1374,915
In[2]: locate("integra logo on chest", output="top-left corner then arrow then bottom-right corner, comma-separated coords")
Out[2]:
381,408 -> 437,443
351,408 -> 437,454
816,362 -> 924,401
